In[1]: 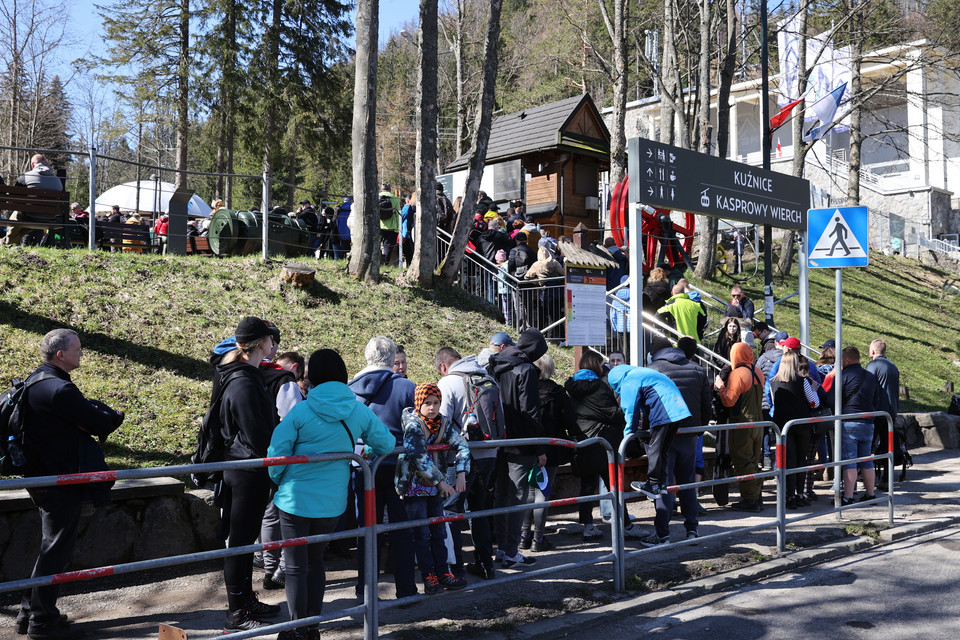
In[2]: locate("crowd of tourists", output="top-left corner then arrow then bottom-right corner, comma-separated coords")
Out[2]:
12,312 -> 900,639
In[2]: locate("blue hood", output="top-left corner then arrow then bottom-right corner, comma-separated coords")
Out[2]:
607,364 -> 692,434
687,290 -> 702,303
306,381 -> 366,422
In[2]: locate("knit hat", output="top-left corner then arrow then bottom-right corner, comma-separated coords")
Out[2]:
414,382 -> 442,410
495,249 -> 508,262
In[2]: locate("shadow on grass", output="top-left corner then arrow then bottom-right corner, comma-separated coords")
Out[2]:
0,299 -> 210,382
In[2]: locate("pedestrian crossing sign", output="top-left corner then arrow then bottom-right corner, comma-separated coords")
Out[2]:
807,206 -> 869,269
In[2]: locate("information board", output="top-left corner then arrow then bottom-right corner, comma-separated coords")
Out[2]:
565,266 -> 607,346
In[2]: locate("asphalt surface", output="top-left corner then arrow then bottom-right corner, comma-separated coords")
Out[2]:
3,445 -> 959,640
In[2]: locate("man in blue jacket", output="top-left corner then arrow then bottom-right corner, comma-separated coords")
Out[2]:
349,336 -> 417,600
607,364 -> 692,502
17,329 -> 124,639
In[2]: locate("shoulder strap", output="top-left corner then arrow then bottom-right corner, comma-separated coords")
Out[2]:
338,420 -> 355,448
842,374 -> 864,406
736,363 -> 762,386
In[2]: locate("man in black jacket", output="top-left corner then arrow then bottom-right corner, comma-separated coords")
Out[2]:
833,346 -> 881,504
643,337 -> 711,545
486,328 -> 548,569
17,329 -> 124,640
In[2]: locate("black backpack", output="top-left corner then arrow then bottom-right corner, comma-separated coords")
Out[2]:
453,372 -> 506,442
378,194 -> 395,222
875,428 -> 913,487
191,369 -> 244,488
0,371 -> 56,475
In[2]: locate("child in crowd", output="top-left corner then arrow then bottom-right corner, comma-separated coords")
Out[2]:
396,383 -> 471,594
496,249 -> 513,324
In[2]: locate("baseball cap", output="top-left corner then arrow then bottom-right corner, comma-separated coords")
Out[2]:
490,332 -> 514,347
235,316 -> 280,344
819,339 -> 836,349
778,336 -> 801,350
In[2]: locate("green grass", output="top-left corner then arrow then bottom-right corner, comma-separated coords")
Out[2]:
689,251 -> 960,412
1,247 -> 957,470
0,247 -> 572,470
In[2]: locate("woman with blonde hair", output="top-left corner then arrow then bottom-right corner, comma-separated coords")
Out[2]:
769,350 -> 819,509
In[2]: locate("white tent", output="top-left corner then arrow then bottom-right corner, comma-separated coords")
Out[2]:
95,180 -> 214,217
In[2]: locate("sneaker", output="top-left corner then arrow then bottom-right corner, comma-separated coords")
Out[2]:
697,501 -> 707,515
252,553 -> 265,569
519,532 -> 532,550
639,533 -> 670,547
623,524 -> 646,540
531,536 -> 553,552
582,524 -> 603,541
18,615 -> 68,636
806,491 -> 819,502
466,562 -> 496,580
502,552 -> 537,568
243,593 -> 281,619
438,573 -> 467,590
263,568 -> 285,590
494,549 -> 505,563
686,530 -> 700,545
424,572 -> 444,595
224,606 -> 269,632
631,480 -> 666,500
730,500 -> 763,513
25,621 -> 83,640
859,494 -> 877,503
840,495 -> 857,506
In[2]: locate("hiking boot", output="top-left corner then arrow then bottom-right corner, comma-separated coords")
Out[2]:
582,524 -> 603,541
639,533 -> 670,547
18,615 -> 68,636
631,479 -> 666,501
805,491 -> 819,502
730,499 -> 763,513
519,532 -> 532,550
502,552 -> 537,568
623,524 -> 647,540
243,593 -> 281,619
438,573 -> 467,590
466,562 -> 496,580
25,621 -> 83,640
263,568 -> 285,590
531,536 -> 553,552
224,606 -> 269,632
424,573 -> 444,595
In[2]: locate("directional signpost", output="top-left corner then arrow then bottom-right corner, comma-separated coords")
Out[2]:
807,205 -> 871,507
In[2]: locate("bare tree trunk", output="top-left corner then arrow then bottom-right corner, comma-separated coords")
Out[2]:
846,0 -> 862,206
348,0 -> 381,282
454,0 -> 467,158
408,0 -> 439,286
715,0 -> 737,159
692,0 -> 716,280
603,0 -> 628,187
174,0 -> 189,190
437,0 -> 502,286
659,0 -> 677,145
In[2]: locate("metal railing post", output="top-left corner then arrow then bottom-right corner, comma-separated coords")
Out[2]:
361,461 -> 378,640
609,442 -> 623,592
261,171 -> 270,261
88,146 -> 97,251
776,428 -> 786,553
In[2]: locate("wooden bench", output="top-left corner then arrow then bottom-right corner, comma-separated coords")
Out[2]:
185,235 -> 212,255
0,184 -> 71,247
96,221 -> 158,253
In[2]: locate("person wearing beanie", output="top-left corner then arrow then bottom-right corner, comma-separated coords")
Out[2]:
395,383 -> 471,594
495,248 -> 513,324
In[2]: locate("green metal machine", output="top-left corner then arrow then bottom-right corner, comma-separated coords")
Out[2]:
207,209 -> 314,257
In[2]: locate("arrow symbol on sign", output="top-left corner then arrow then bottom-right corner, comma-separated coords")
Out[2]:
647,187 -> 654,196
647,168 -> 654,177
646,148 -> 653,159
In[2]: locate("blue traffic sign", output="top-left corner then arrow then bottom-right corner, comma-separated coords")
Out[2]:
807,206 -> 869,268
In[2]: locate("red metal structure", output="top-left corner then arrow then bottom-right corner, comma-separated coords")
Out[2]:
609,176 -> 695,271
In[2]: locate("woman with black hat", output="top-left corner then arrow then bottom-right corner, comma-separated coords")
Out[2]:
216,316 -> 284,632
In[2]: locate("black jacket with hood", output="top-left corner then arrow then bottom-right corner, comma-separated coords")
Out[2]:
216,360 -> 275,460
647,347 -> 712,427
486,328 -> 548,455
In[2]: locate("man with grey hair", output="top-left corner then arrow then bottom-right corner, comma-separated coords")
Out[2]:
348,336 -> 417,600
16,329 -> 124,638
3,153 -> 64,246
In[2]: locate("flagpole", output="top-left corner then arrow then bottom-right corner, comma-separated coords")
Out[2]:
761,0 -> 774,326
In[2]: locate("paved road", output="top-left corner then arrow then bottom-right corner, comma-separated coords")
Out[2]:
576,525 -> 960,640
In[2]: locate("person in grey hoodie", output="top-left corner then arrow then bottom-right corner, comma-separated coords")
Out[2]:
3,153 -> 63,246
436,347 -> 503,580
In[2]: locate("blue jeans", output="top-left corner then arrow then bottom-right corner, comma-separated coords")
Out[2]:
841,421 -> 875,470
404,494 -> 449,579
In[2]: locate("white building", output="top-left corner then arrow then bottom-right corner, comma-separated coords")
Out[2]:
607,38 -> 960,250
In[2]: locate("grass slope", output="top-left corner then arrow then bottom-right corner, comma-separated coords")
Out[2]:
689,251 -> 960,412
1,247 -> 957,470
0,247 -> 571,470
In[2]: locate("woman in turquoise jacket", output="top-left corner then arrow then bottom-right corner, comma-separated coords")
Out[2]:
267,349 -> 395,640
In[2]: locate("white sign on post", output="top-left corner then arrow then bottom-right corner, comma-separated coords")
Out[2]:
565,266 -> 607,346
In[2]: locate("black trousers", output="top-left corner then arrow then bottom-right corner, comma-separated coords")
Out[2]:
223,468 -> 272,610
20,487 -> 84,630
279,509 -> 339,621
